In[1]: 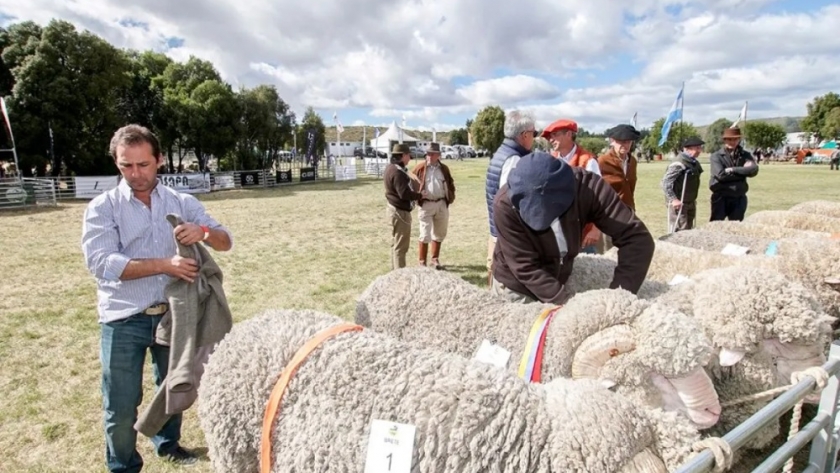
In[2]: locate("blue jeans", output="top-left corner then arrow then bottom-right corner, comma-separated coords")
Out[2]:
100,314 -> 182,473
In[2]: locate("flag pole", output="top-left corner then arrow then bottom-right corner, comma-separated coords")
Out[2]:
0,97 -> 21,179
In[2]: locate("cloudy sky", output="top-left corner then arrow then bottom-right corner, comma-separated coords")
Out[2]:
2,0 -> 837,133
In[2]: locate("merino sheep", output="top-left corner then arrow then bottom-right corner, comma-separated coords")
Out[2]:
745,210 -> 840,234
700,220 -> 830,240
198,308 -> 669,473
789,199 -> 840,220
355,267 -> 721,433
659,229 -> 774,254
565,254 -> 671,299
655,265 -> 835,449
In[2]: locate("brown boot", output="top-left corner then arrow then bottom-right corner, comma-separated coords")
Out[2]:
418,241 -> 428,266
430,240 -> 445,270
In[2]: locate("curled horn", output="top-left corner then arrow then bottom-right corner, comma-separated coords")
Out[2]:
571,324 -> 636,380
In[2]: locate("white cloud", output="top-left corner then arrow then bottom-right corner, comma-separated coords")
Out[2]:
1,0 -> 838,134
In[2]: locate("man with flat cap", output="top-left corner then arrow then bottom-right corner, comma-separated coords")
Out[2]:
709,126 -> 758,221
594,123 -> 642,252
661,136 -> 705,232
490,151 -> 654,305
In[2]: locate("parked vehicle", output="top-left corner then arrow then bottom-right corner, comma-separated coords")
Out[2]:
353,146 -> 387,158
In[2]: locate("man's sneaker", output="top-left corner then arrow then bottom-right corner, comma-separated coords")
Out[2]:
158,446 -> 198,467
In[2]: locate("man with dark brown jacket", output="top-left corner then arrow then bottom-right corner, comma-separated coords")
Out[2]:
384,143 -> 426,269
411,143 -> 455,269
491,151 -> 654,304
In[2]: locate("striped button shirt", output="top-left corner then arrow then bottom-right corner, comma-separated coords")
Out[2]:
81,179 -> 232,323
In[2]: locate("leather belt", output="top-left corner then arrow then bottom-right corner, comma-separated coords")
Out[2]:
424,198 -> 444,202
142,303 -> 169,316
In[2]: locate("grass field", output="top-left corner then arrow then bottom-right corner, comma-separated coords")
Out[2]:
2,158 -> 840,472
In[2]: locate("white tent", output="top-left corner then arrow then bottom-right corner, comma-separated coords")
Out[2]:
369,121 -> 418,154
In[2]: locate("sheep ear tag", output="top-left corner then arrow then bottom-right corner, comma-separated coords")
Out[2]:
718,348 -> 746,367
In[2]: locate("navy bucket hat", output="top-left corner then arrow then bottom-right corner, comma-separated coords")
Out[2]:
508,151 -> 576,231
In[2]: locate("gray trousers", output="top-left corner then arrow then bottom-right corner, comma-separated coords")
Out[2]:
668,201 -> 697,232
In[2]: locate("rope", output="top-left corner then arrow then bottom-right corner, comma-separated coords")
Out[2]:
692,437 -> 733,473
692,367 -> 829,472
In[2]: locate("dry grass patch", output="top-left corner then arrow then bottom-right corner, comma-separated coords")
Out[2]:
1,159 -> 840,472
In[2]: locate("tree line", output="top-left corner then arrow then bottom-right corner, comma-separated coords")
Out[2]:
468,94 -> 840,158
0,19 -> 328,177
1,18 -> 838,177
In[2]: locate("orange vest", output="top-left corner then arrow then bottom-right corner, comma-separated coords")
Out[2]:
552,146 -> 598,239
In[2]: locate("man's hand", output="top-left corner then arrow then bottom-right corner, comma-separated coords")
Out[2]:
420,190 -> 429,199
582,227 -> 601,248
724,167 -> 734,174
174,223 -> 205,246
745,160 -> 755,167
671,199 -> 682,209
164,255 -> 198,283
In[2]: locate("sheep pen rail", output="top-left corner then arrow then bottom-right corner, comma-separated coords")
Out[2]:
676,340 -> 840,473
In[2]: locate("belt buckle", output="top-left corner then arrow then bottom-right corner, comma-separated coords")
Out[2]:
143,303 -> 168,316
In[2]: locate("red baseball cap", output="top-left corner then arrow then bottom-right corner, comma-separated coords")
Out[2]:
540,119 -> 578,138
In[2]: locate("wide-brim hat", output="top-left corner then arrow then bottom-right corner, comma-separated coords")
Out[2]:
606,124 -> 641,141
723,127 -> 742,138
508,151 -> 576,232
426,142 -> 441,154
391,143 -> 411,155
540,119 -> 579,138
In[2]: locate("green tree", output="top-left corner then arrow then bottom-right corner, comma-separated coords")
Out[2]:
448,128 -> 468,145
470,105 -> 505,154
295,106 -> 325,160
8,19 -> 130,176
642,118 -> 699,154
820,107 -> 840,141
186,79 -> 239,171
743,121 -> 787,150
801,92 -> 840,142
235,84 -> 293,169
703,118 -> 731,153
578,136 -> 607,155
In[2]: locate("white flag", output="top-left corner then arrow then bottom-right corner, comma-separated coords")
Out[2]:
731,102 -> 748,128
432,127 -> 436,142
630,112 -> 637,129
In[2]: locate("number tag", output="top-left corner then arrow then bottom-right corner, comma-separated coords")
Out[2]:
363,420 -> 415,473
473,339 -> 511,368
721,243 -> 750,256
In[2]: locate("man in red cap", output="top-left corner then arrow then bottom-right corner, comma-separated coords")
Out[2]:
540,118 -> 602,253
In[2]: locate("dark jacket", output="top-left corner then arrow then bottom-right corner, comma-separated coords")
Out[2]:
486,139 -> 530,237
709,146 -> 758,197
412,160 -> 455,206
661,153 -> 703,204
384,162 -> 422,211
492,168 -> 654,304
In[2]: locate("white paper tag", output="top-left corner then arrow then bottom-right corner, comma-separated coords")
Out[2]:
364,420 -> 416,473
721,243 -> 750,256
668,274 -> 691,286
473,339 -> 511,368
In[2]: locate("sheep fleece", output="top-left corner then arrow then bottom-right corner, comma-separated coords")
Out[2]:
197,308 -> 659,473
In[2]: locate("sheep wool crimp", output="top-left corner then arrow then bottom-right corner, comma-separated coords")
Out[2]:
197,308 -> 669,473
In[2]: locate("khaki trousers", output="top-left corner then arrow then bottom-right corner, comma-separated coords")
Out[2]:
387,204 -> 411,269
487,236 -> 497,273
418,200 -> 449,243
668,201 -> 697,232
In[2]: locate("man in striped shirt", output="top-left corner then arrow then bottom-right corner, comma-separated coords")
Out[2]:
81,124 -> 232,473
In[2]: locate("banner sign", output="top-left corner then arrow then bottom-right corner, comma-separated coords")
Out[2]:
305,128 -> 317,162
335,157 -> 357,181
157,173 -> 210,194
211,174 -> 235,191
299,167 -> 316,182
240,171 -> 261,187
276,170 -> 292,183
74,176 -> 119,198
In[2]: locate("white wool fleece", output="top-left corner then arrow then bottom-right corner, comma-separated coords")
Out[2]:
197,309 -> 665,473
355,269 -> 715,424
789,200 -> 840,220
565,254 -> 670,300
745,209 -> 840,234
700,220 -> 830,240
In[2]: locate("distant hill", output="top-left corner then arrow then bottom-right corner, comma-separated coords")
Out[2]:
695,116 -> 804,137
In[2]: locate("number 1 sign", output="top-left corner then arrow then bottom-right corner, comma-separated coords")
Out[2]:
363,419 -> 416,473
